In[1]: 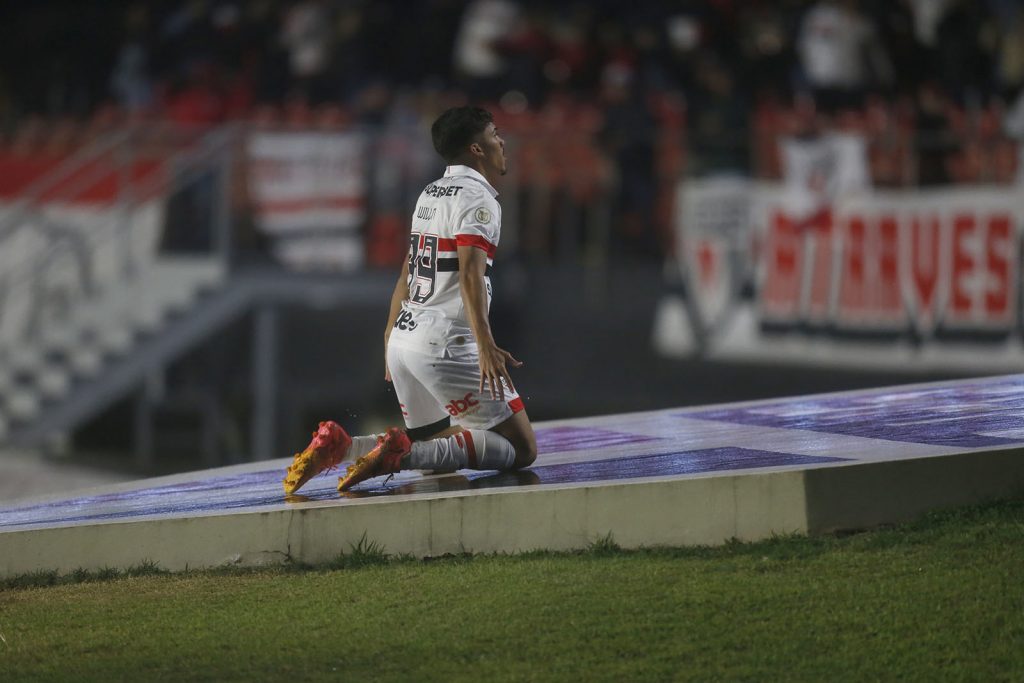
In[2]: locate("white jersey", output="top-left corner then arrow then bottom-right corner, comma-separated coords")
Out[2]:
389,164 -> 501,357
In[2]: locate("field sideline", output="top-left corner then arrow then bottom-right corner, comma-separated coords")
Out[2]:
1,498 -> 1022,682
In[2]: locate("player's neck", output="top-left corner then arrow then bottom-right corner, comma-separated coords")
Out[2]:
452,157 -> 497,188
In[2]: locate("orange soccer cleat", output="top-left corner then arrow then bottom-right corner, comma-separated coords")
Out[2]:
283,421 -> 352,494
337,427 -> 410,492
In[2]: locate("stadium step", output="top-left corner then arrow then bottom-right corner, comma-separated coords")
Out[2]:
0,256 -> 226,445
66,347 -> 105,377
36,367 -> 72,399
4,390 -> 40,422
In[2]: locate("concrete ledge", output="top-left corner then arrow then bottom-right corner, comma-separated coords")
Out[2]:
804,446 -> 1024,534
0,471 -> 808,577
2,445 -> 1022,579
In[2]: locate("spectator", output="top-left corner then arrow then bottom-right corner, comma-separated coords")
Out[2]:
866,0 -> 926,94
279,0 -> 334,104
496,6 -> 552,105
934,0 -> 997,102
453,0 -> 521,100
597,61 -> 658,258
737,0 -> 802,100
324,4 -> 371,100
1004,86 -> 1024,184
110,4 -> 154,116
995,7 -> 1024,94
913,80 -> 953,185
796,0 -> 893,112
165,61 -> 224,126
688,53 -> 750,176
544,5 -> 597,97
906,0 -> 955,49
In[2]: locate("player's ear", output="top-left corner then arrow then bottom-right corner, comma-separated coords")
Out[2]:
469,142 -> 484,157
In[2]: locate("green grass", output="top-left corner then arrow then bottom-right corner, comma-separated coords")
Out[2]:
2,499 -> 1023,682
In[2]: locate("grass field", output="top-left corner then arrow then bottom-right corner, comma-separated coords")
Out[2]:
1,498 -> 1023,682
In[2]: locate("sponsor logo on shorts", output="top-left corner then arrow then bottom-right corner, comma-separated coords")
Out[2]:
445,392 -> 479,416
394,310 -> 417,330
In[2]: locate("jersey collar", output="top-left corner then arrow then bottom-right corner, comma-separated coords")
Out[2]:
443,165 -> 499,198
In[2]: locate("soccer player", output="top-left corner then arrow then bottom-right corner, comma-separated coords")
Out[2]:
284,106 -> 537,494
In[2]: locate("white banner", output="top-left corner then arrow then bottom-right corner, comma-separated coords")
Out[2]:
758,189 -> 1020,333
657,180 -> 1024,372
675,176 -> 753,333
247,132 -> 367,271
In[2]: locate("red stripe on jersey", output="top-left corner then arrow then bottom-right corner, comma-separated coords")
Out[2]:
508,397 -> 525,414
456,234 -> 497,258
463,430 -> 478,468
436,237 -> 458,252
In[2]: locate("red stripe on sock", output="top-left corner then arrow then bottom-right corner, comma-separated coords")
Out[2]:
463,430 -> 478,468
455,432 -> 464,448
508,397 -> 525,413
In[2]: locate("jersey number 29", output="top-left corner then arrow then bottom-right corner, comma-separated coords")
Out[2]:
408,232 -> 437,304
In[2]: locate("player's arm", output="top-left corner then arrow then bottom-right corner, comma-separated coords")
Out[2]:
383,260 -> 409,382
457,245 -> 522,400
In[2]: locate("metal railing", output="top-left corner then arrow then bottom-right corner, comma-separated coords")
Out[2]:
0,124 -> 237,354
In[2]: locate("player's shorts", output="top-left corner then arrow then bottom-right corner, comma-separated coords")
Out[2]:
386,341 -> 524,432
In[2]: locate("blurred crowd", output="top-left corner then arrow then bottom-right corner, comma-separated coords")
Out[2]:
2,0 -> 1024,259
2,0 -> 1023,125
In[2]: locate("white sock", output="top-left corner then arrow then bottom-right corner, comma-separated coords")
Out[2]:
349,434 -> 383,460
404,430 -> 516,471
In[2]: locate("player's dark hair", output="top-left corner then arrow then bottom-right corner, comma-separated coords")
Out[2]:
431,106 -> 494,163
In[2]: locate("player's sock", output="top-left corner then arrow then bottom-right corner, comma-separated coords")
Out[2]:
403,430 -> 516,471
349,434 -> 384,461
470,431 -> 517,469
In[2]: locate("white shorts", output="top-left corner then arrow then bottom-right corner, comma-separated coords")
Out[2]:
386,342 -> 524,432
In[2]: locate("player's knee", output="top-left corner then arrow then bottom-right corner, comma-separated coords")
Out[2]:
492,413 -> 537,469
511,439 -> 537,469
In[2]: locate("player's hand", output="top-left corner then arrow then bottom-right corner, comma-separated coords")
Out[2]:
478,342 -> 522,401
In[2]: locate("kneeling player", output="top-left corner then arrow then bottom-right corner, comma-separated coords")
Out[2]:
283,105 -> 536,494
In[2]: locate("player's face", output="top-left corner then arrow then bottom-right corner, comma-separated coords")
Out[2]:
478,123 -> 507,177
